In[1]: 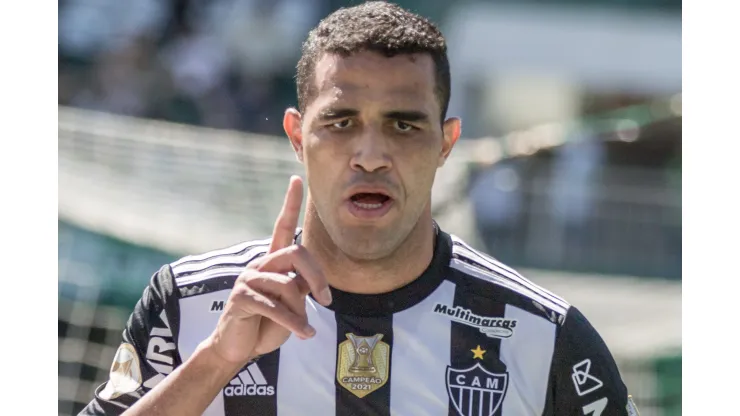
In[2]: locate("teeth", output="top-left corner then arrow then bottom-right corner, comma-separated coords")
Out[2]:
352,201 -> 383,210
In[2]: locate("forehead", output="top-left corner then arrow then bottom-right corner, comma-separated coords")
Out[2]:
308,50 -> 439,117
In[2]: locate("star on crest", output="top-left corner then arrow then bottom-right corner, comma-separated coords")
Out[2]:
471,345 -> 486,360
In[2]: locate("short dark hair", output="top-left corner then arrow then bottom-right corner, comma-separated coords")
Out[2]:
296,1 -> 450,120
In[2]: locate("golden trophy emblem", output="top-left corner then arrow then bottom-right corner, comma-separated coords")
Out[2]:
336,333 -> 390,398
348,334 -> 382,373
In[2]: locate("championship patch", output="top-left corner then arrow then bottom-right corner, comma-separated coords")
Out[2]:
99,343 -> 142,400
446,363 -> 508,416
336,333 -> 390,398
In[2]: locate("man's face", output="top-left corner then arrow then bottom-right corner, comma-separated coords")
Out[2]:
287,50 -> 460,260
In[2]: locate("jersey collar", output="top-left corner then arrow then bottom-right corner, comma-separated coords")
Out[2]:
295,224 -> 451,317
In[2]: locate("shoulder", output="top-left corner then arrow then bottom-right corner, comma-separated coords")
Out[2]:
168,237 -> 273,296
445,233 -> 572,325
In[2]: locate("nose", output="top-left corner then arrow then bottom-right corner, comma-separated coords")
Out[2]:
350,130 -> 392,173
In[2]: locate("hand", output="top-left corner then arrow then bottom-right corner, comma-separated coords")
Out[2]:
206,176 -> 332,366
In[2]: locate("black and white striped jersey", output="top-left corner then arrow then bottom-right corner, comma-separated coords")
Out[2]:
81,228 -> 638,416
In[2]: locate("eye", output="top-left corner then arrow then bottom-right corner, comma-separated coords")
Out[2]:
331,119 -> 353,129
394,121 -> 415,132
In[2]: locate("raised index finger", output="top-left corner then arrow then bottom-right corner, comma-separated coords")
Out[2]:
268,175 -> 304,254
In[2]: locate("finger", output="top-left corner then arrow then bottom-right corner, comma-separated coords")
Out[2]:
256,246 -> 332,306
291,274 -> 311,298
245,272 -> 308,319
268,176 -> 304,254
235,288 -> 315,339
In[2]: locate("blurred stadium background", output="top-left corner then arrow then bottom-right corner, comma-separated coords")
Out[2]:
58,0 -> 681,415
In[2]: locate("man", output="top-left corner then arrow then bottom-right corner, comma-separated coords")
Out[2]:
81,2 -> 639,415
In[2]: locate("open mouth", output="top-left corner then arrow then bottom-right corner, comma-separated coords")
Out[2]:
350,193 -> 392,210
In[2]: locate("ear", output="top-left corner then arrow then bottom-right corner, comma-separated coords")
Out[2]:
439,117 -> 462,167
283,108 -> 304,163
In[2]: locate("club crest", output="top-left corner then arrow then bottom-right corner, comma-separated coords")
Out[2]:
446,363 -> 508,416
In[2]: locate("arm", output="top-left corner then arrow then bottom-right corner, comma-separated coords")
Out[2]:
78,264 -> 249,416
120,341 -> 245,416
548,306 -> 640,416
80,177 -> 329,415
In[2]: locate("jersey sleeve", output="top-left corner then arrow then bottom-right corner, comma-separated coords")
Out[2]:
549,306 -> 638,416
79,264 -> 182,415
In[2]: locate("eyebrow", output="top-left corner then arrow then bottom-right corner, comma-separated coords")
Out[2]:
382,110 -> 430,123
317,108 -> 359,121
317,108 -> 430,124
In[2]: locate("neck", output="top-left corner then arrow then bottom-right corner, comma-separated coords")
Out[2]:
300,200 -> 436,295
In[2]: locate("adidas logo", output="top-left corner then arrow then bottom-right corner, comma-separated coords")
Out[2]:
223,363 -> 275,397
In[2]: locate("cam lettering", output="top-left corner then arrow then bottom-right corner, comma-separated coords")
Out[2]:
486,377 -> 501,389
454,374 -> 501,389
